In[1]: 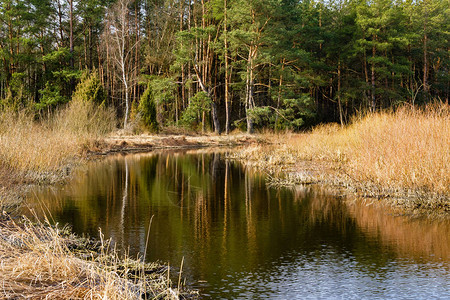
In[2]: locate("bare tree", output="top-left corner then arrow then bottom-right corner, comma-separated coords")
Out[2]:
68,0 -> 74,69
102,0 -> 139,129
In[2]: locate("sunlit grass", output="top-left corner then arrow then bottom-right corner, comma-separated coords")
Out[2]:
342,107 -> 449,194
0,101 -> 116,182
0,215 -> 189,299
0,112 -> 80,177
234,104 -> 450,197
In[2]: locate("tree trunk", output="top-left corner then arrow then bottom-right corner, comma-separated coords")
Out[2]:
134,2 -> 140,106
202,111 -> 206,133
423,27 -> 429,94
211,100 -> 220,134
276,62 -> 284,130
246,50 -> 254,134
363,48 -> 369,106
371,43 -> 376,112
123,69 -> 129,128
338,60 -> 343,126
8,3 -> 14,81
224,0 -> 231,134
69,0 -> 74,69
57,0 -> 64,48
180,1 -> 186,116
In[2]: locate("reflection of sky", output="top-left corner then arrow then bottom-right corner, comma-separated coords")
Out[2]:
25,152 -> 450,300
207,248 -> 450,299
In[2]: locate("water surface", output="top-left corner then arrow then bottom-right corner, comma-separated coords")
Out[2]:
25,151 -> 450,299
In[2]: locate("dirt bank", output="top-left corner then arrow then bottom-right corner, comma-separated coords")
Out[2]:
87,133 -> 263,155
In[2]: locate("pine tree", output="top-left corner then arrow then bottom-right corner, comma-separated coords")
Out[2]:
138,84 -> 158,132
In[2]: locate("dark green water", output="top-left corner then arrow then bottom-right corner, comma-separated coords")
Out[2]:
25,151 -> 450,299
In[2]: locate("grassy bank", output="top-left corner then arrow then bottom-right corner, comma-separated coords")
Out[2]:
0,101 -> 115,186
0,103 -> 197,298
232,105 -> 450,212
0,214 -> 193,299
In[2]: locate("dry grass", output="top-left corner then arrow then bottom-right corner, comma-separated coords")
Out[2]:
0,112 -> 81,181
0,103 -> 198,299
0,101 -> 116,183
232,105 -> 450,206
306,105 -> 450,195
0,214 -> 192,299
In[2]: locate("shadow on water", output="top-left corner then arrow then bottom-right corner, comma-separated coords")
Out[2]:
24,151 -> 450,299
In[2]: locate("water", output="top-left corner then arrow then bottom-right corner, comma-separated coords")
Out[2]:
25,151 -> 450,299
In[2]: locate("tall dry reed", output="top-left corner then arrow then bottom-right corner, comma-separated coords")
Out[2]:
235,104 -> 450,197
343,106 -> 449,194
0,101 -> 116,182
0,214 -> 188,299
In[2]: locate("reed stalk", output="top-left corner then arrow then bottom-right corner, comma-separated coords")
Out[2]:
231,105 -> 450,209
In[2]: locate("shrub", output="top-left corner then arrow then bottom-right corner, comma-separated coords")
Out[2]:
72,70 -> 106,105
138,84 -> 158,132
181,91 -> 211,130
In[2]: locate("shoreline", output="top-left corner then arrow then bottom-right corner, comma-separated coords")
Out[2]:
0,129 -> 448,298
4,132 -> 447,216
88,133 -> 263,155
1,134 -> 257,300
1,134 -> 262,205
229,142 -> 449,217
0,134 -> 263,299
85,133 -> 450,217
0,133 -> 268,299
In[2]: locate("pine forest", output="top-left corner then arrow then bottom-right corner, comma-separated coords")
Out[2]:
0,0 -> 448,133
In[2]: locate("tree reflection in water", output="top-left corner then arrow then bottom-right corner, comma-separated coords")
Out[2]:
25,151 -> 450,299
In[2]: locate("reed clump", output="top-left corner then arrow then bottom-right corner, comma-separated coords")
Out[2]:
306,105 -> 450,196
347,107 -> 449,195
0,214 -> 193,299
233,105 -> 450,207
0,101 -> 116,183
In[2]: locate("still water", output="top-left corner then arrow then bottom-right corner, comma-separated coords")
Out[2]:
25,151 -> 450,299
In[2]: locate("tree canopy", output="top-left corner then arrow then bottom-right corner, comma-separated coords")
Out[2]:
0,0 -> 448,131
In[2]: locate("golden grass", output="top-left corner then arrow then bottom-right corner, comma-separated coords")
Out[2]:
309,106 -> 450,195
0,101 -> 116,183
233,105 -> 450,200
0,214 -> 191,299
0,103 -> 198,298
346,108 -> 449,194
0,112 -> 80,178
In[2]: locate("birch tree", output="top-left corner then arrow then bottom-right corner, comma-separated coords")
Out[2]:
103,0 -> 139,128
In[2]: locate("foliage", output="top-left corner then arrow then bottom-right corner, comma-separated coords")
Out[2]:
54,73 -> 116,138
148,77 -> 177,126
0,0 -> 448,132
138,84 -> 158,132
149,77 -> 177,105
181,91 -> 212,128
276,95 -> 317,130
72,71 -> 106,105
247,107 -> 271,126
36,82 -> 68,113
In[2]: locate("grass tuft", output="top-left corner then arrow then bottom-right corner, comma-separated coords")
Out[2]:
0,102 -> 116,183
232,105 -> 450,207
0,214 -> 195,299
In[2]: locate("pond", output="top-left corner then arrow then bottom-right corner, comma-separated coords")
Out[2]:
24,151 -> 450,299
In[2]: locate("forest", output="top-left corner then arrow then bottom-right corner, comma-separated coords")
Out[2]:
0,0 -> 448,133
0,1 -> 449,298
